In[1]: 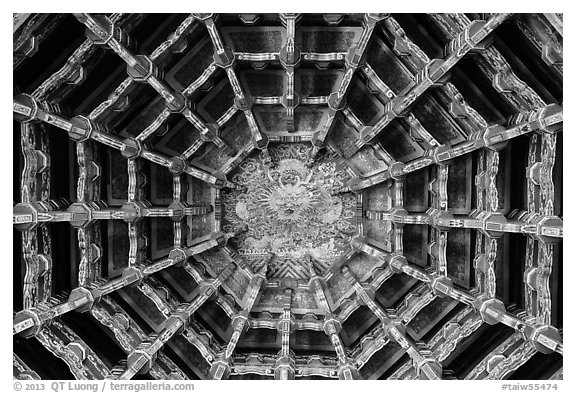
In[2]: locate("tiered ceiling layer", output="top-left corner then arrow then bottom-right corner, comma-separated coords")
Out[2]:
13,13 -> 563,380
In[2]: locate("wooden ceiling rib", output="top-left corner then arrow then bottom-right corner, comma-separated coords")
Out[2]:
13,13 -> 563,381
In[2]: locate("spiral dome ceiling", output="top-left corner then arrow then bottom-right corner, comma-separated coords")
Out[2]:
13,12 -> 563,381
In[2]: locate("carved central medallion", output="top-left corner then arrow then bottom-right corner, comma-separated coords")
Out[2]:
222,144 -> 358,280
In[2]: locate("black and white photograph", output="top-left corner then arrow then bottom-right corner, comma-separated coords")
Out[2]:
9,3 -> 567,390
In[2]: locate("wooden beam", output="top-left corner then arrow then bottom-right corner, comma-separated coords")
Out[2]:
348,14 -> 511,157
347,104 -> 562,191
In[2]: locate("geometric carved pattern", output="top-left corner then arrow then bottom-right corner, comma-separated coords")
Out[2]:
13,12 -> 563,381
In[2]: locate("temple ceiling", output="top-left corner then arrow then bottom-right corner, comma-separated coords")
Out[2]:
13,12 -> 563,381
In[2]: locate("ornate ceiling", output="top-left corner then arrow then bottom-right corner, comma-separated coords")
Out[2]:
13,13 -> 563,381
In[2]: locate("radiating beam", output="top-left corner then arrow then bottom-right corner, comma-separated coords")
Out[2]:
32,14 -> 138,103
516,15 -> 562,75
13,229 -> 245,337
14,14 -> 65,69
274,289 -> 296,379
308,258 -> 359,380
465,333 -> 536,380
364,208 -> 562,240
388,254 -> 563,355
348,14 -> 511,157
348,104 -> 562,191
280,14 -> 301,132
343,266 -> 443,380
89,15 -> 184,121
543,14 -> 563,36
222,282 -> 438,379
197,14 -> 268,150
18,122 -> 55,308
379,16 -> 489,136
13,94 -> 233,188
126,158 -> 147,268
350,235 -> 562,355
428,13 -> 545,112
392,180 -> 405,255
13,13 -> 33,33
349,286 -> 441,375
472,149 -> 499,297
427,307 -> 483,363
311,14 -> 387,154
209,260 -> 269,379
118,264 -> 235,379
35,320 -> 111,379
13,200 -> 214,230
75,13 -> 235,154
75,135 -> 104,286
89,298 -> 188,379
